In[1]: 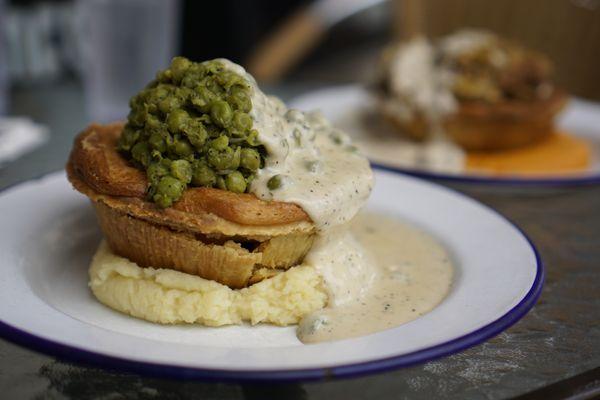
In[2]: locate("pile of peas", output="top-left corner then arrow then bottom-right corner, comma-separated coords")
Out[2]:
117,57 -> 265,208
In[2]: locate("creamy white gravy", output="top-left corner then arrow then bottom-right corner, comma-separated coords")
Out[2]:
218,60 -> 452,344
298,212 -> 454,343
387,36 -> 457,123
385,29 -> 495,123
438,29 -> 494,59
218,59 -> 373,230
334,106 -> 465,174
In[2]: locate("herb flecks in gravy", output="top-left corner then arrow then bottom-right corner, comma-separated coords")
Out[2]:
298,212 -> 453,343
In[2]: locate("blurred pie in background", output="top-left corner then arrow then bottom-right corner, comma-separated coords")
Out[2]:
373,29 -> 591,176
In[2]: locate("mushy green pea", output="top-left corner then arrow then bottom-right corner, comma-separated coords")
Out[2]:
118,57 -> 265,208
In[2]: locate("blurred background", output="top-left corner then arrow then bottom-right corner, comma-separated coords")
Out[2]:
0,0 -> 599,175
0,0 -> 389,121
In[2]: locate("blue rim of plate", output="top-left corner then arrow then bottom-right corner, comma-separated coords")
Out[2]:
0,169 -> 545,383
371,162 -> 600,186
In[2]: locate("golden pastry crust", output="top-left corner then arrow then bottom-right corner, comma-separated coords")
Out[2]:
69,123 -> 311,226
445,89 -> 568,151
66,123 -> 317,288
68,165 -> 314,239
380,89 -> 568,151
94,202 -> 315,289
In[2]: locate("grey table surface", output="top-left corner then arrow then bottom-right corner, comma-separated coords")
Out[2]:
1,78 -> 599,400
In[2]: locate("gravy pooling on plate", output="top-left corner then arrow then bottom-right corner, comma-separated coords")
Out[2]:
219,60 -> 453,342
297,212 -> 454,343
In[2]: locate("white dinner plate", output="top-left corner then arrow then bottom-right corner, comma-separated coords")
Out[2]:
290,85 -> 600,186
0,170 -> 542,381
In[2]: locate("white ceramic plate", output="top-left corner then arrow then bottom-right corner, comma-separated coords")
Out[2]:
0,170 -> 542,381
290,85 -> 600,186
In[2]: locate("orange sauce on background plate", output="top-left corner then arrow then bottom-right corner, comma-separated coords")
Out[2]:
465,131 -> 592,176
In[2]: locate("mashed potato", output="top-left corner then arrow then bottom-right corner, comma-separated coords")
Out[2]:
89,241 -> 328,326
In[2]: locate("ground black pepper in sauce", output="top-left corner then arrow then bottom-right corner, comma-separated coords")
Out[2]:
219,60 -> 451,343
297,212 -> 453,343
